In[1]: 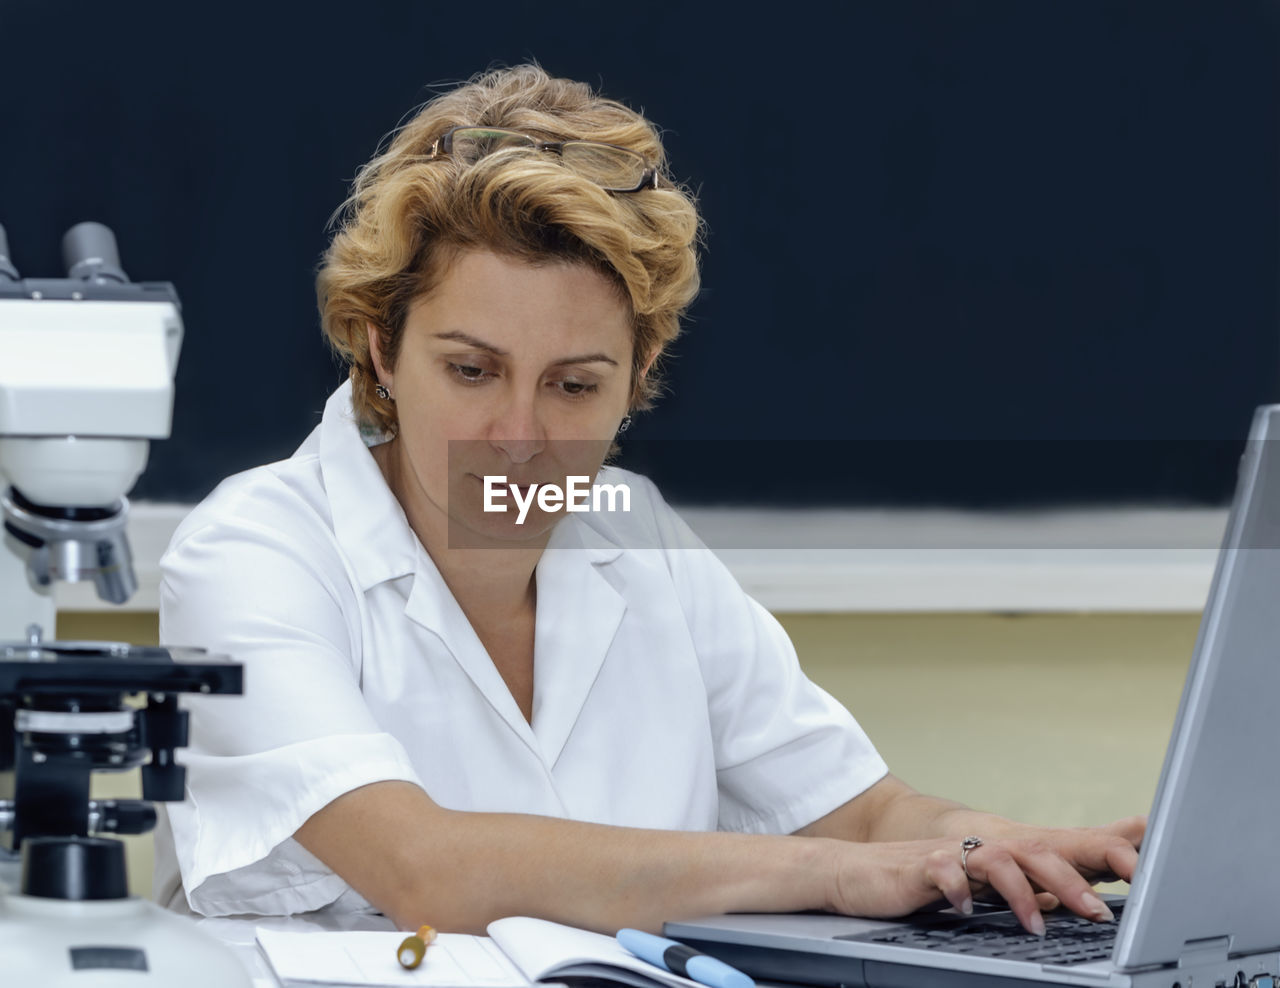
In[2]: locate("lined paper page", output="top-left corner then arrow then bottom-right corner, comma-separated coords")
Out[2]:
256,929 -> 534,987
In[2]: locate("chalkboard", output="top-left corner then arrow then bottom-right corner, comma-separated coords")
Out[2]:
2,0 -> 1275,507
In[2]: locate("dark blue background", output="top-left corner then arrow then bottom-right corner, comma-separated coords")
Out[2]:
2,0 -> 1275,506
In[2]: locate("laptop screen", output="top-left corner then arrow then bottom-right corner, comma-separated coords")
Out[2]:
1115,406 -> 1280,969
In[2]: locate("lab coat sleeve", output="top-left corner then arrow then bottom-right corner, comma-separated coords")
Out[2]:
627,474 -> 889,835
158,483 -> 422,917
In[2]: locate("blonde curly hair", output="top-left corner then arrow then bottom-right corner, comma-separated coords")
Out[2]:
317,64 -> 703,435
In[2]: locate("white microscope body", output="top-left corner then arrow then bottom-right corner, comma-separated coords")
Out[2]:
0,223 -> 251,986
0,222 -> 182,638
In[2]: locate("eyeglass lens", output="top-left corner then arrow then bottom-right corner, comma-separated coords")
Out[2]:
559,142 -> 648,189
449,129 -> 534,161
448,129 -> 648,191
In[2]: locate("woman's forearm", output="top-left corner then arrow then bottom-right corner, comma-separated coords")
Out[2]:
295,780 -> 837,933
799,774 -> 1017,844
866,785 -> 1018,843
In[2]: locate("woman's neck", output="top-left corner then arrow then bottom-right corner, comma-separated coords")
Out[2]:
371,438 -> 543,620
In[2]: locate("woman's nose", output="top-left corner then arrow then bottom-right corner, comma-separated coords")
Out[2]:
488,394 -> 545,464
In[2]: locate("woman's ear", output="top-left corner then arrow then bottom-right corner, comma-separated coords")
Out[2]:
366,321 -> 392,390
629,346 -> 661,408
638,345 -> 660,380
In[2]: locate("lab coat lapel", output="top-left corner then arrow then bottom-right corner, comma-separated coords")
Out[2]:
402,544 -> 542,758
531,520 -> 626,769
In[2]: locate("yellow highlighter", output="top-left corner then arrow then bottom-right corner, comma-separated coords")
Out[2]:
397,925 -> 438,970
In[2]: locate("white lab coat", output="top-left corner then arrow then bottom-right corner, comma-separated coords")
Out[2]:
153,382 -> 887,918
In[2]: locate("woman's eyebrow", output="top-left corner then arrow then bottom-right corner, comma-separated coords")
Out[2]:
433,330 -> 507,355
433,330 -> 619,368
549,353 -> 619,368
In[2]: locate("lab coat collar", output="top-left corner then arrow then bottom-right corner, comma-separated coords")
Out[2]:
320,381 -> 628,767
318,381 -> 417,591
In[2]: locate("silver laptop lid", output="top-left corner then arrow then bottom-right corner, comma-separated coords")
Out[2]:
1114,405 -> 1280,969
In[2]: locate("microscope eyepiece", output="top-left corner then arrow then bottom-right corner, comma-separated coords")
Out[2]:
61,221 -> 129,285
0,223 -> 19,282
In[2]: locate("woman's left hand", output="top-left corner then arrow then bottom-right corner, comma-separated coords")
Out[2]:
954,815 -> 1146,932
799,777 -> 1148,934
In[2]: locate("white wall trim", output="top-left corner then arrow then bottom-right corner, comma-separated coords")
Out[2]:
53,502 -> 1224,614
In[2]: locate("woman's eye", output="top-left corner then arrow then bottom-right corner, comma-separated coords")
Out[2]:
448,362 -> 491,383
556,379 -> 599,398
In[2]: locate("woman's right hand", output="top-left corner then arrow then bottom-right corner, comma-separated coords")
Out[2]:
826,837 -> 980,921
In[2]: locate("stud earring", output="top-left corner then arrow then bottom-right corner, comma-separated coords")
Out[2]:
618,414 -> 632,434
375,383 -> 393,401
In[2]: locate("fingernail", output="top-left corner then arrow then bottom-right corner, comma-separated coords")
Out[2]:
960,897 -> 973,916
1083,893 -> 1115,922
1029,912 -> 1046,937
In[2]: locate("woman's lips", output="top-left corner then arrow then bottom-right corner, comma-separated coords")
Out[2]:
469,474 -> 547,493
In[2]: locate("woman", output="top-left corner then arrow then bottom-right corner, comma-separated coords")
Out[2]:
153,64 -> 1143,935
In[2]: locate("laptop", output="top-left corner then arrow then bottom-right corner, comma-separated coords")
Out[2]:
666,406 -> 1280,988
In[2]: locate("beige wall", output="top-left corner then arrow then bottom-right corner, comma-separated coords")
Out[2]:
56,610 -> 1197,901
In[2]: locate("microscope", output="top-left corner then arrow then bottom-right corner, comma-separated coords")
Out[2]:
0,223 -> 251,985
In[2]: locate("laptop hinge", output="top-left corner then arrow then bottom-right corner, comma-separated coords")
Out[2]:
1177,935 -> 1232,968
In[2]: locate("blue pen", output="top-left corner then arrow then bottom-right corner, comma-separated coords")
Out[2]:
617,929 -> 755,988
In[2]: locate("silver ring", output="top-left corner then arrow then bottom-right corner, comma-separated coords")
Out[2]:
961,835 -> 984,881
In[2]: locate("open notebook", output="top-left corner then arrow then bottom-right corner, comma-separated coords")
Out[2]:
257,916 -> 710,988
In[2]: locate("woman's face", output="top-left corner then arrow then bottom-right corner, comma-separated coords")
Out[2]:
370,249 -> 637,547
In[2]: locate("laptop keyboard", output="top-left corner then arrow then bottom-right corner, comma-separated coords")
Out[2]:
836,902 -> 1124,966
